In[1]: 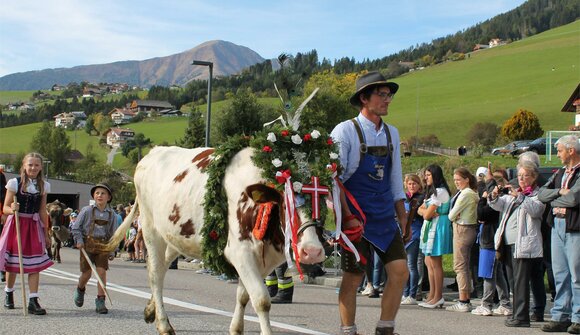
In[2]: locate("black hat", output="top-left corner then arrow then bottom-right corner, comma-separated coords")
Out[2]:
90,183 -> 113,203
349,71 -> 399,107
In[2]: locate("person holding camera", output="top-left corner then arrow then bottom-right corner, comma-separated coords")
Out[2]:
490,161 -> 545,328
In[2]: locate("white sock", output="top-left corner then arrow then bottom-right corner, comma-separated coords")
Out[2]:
340,325 -> 357,335
377,320 -> 395,328
29,292 -> 39,298
4,287 -> 15,293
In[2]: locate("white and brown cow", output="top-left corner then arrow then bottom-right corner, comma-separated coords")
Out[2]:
46,199 -> 72,263
106,146 -> 326,335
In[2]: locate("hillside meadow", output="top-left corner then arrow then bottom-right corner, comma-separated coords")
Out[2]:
389,21 -> 579,146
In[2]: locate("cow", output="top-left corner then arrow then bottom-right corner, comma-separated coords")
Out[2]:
46,199 -> 72,263
105,146 -> 326,335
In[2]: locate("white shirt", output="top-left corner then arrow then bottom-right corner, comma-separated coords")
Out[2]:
6,177 -> 51,194
330,113 -> 405,202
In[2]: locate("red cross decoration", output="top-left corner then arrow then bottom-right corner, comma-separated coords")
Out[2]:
301,176 -> 330,220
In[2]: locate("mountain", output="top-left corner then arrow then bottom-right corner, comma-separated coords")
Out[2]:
0,40 -> 265,90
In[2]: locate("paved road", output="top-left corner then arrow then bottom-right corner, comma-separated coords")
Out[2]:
0,248 -> 553,334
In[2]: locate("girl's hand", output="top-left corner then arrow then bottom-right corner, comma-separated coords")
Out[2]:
11,202 -> 19,213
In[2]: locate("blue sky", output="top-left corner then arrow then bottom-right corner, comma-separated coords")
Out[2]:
0,0 -> 527,77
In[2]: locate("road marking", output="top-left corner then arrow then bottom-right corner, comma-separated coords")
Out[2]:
44,268 -> 330,335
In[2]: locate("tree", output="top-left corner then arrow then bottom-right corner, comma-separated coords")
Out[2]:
94,113 -> 113,136
501,108 -> 543,141
176,109 -> 206,148
215,89 -> 273,143
467,122 -> 500,148
121,133 -> 151,162
85,114 -> 97,135
301,71 -> 357,132
29,122 -> 71,177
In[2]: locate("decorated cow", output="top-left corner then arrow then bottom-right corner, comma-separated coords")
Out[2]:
46,199 -> 72,263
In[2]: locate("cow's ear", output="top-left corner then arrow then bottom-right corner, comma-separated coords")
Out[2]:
64,208 -> 73,216
245,184 -> 281,204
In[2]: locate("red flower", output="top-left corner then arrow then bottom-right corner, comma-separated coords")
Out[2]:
209,230 -> 219,240
326,138 -> 334,145
281,130 -> 290,137
262,146 -> 272,152
303,133 -> 312,141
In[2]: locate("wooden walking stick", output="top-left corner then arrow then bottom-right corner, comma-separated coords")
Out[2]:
13,196 -> 27,316
80,248 -> 113,306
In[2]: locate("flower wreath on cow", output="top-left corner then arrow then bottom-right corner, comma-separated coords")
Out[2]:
201,86 -> 360,279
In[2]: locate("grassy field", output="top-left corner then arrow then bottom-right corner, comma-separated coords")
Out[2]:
389,21 -> 579,146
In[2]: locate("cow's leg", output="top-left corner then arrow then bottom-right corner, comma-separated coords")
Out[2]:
144,296 -> 156,323
234,260 -> 273,335
143,233 -> 174,335
230,281 -> 250,335
55,240 -> 61,263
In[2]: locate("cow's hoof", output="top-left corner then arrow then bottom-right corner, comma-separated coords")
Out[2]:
144,309 -> 155,323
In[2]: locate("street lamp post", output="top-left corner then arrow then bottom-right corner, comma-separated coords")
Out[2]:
191,60 -> 213,147
43,160 -> 51,179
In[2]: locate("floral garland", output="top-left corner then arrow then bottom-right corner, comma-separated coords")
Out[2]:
249,125 -> 340,223
201,135 -> 250,278
200,127 -> 340,277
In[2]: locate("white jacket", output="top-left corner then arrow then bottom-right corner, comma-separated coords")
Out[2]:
490,188 -> 545,259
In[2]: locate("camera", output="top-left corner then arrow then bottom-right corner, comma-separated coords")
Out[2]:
498,186 -> 510,195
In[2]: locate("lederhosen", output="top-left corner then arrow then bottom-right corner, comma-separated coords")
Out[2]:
342,118 -> 403,271
83,207 -> 112,254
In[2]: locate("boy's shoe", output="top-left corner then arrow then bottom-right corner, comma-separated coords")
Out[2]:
375,327 -> 397,335
95,296 -> 108,314
74,287 -> 85,307
505,319 -> 530,327
567,322 -> 580,334
541,320 -> 572,332
492,305 -> 513,316
471,305 -> 493,316
446,302 -> 472,312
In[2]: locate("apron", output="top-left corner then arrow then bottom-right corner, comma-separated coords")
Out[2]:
343,118 -> 398,252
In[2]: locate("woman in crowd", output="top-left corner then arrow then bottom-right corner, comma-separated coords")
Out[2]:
418,164 -> 453,309
0,153 -> 53,315
471,169 -> 512,317
490,161 -> 545,328
400,173 -> 425,305
446,167 -> 479,312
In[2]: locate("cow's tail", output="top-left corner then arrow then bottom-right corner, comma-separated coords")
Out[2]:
104,199 -> 139,252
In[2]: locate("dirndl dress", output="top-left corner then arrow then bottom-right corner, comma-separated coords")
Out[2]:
419,201 -> 453,256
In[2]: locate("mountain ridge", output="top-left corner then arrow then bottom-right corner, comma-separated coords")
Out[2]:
0,40 -> 265,90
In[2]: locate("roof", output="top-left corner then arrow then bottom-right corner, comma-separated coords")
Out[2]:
562,83 -> 580,112
131,100 -> 173,108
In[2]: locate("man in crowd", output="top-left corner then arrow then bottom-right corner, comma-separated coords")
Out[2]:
538,135 -> 580,334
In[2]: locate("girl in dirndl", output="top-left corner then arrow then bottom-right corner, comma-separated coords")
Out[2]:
0,153 -> 53,315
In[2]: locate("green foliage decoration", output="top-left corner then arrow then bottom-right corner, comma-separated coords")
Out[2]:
249,125 -> 341,222
200,135 -> 250,278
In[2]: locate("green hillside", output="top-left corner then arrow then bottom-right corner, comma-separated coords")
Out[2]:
389,20 -> 579,147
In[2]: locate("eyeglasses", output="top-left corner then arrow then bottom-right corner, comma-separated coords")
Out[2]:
373,91 -> 395,100
517,174 -> 532,179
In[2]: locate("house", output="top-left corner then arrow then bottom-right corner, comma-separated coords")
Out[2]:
105,127 -> 135,148
110,107 -> 137,125
129,100 -> 174,116
489,38 -> 506,48
54,111 -> 87,128
561,83 -> 580,130
473,44 -> 489,51
82,87 -> 102,99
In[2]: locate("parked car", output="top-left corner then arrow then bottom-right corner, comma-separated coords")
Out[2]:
491,140 -> 532,156
518,137 -> 560,155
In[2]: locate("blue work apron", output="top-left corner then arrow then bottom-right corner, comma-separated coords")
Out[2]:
343,119 -> 398,252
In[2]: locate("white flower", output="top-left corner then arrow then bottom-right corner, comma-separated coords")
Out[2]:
267,132 -> 277,143
310,130 -> 321,139
291,134 -> 303,145
330,152 -> 339,159
272,158 -> 283,167
293,182 -> 303,193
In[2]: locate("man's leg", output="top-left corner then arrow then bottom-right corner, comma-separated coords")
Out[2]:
380,259 -> 408,320
550,222 -> 572,323
339,271 -> 365,326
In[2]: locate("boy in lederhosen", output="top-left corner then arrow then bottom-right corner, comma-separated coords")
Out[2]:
71,183 -> 117,314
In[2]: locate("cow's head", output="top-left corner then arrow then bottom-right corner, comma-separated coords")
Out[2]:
46,200 -> 71,241
237,184 -> 325,265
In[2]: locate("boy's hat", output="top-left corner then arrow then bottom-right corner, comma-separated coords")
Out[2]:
90,183 -> 113,203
